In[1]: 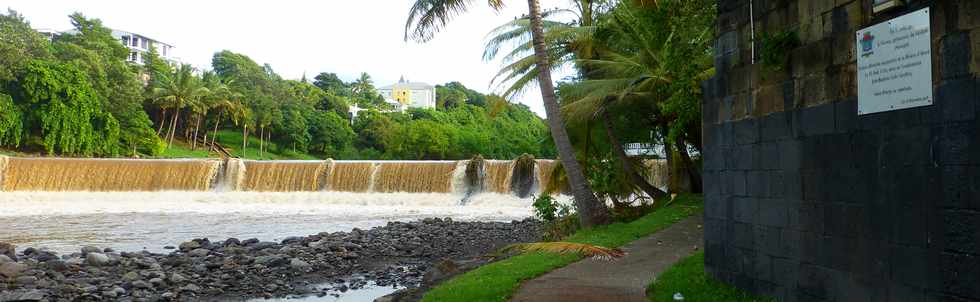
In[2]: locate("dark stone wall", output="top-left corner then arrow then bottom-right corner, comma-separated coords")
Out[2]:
703,0 -> 980,301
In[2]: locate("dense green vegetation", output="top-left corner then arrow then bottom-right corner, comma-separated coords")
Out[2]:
647,252 -> 774,302
0,9 -> 552,160
421,194 -> 703,302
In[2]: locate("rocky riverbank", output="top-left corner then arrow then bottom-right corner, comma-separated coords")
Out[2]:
0,218 -> 541,301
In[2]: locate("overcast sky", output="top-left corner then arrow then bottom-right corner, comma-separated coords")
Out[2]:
6,0 -> 574,116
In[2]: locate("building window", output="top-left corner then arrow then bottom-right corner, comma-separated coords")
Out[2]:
130,51 -> 138,62
162,46 -> 168,57
131,37 -> 138,47
121,36 -> 129,45
141,39 -> 148,49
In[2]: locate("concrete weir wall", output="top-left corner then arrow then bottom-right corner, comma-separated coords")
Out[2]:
702,0 -> 979,301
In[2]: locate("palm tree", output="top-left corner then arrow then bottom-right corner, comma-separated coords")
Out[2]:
152,64 -> 209,150
406,0 -> 611,227
483,1 -> 667,199
202,72 -> 244,153
560,2 -> 714,192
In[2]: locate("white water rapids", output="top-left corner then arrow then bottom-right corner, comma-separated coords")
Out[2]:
0,192 -> 559,254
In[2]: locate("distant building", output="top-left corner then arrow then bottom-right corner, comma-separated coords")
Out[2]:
378,76 -> 436,111
111,29 -> 179,65
35,28 -> 179,65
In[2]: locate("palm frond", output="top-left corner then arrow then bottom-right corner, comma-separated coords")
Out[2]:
406,0 -> 505,42
500,242 -> 627,261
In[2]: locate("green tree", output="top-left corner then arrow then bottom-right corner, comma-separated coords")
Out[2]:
309,111 -> 355,157
0,93 -> 23,147
18,60 -> 120,155
0,9 -> 52,83
406,0 -> 611,226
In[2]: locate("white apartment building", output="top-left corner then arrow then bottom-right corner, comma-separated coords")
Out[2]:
378,77 -> 437,111
37,28 -> 179,65
111,29 -> 179,65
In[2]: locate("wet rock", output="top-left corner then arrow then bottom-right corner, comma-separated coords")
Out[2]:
289,258 -> 311,271
0,255 -> 12,264
281,236 -> 303,244
255,255 -> 288,267
80,246 -> 102,255
241,238 -> 260,246
180,284 -> 201,293
163,246 -> 176,250
178,241 -> 200,251
249,242 -> 278,251
168,272 -> 187,283
15,276 -> 37,285
0,289 -> 45,301
0,262 -> 28,278
0,242 -> 16,259
123,271 -> 141,282
132,280 -> 152,289
41,260 -> 68,272
150,277 -> 165,287
224,238 -> 241,247
85,252 -> 111,266
188,248 -> 210,257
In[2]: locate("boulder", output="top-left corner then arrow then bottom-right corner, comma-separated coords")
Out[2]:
80,246 -> 102,255
289,258 -> 311,270
188,248 -> 210,257
0,262 -> 27,278
254,255 -> 289,267
0,255 -> 12,264
178,241 -> 201,251
0,242 -> 15,259
85,252 -> 111,266
0,289 -> 45,302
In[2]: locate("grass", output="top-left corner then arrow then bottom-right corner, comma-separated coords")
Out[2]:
647,251 -> 775,302
421,194 -> 704,302
156,130 -> 320,160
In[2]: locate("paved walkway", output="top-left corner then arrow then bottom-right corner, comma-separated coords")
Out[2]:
510,215 -> 704,302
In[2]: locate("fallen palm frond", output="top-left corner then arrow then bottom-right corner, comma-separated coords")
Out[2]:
499,242 -> 627,261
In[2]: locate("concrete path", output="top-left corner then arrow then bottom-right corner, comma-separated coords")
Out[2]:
510,215 -> 704,302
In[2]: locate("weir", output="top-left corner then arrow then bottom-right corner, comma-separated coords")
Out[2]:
0,157 -> 221,192
241,160 -> 330,192
0,157 -> 601,195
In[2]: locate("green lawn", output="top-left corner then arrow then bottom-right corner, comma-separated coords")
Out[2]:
647,251 -> 774,302
156,130 -> 320,160
421,194 -> 704,302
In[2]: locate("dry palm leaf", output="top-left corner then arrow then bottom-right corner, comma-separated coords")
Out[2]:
500,242 -> 627,261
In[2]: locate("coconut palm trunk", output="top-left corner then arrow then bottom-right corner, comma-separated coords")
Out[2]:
601,109 -> 667,200
167,108 -> 180,149
157,109 -> 168,136
527,0 -> 609,227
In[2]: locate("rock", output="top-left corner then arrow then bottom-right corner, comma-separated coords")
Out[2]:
241,238 -> 260,246
224,238 -> 241,246
102,290 -> 119,298
163,246 -> 176,250
85,252 -> 111,266
150,277 -> 165,287
0,262 -> 28,278
281,236 -> 303,244
0,289 -> 45,301
0,255 -> 12,264
168,272 -> 187,283
122,271 -> 141,282
178,241 -> 201,251
248,241 -> 277,251
80,246 -> 102,255
188,248 -> 210,257
289,258 -> 311,270
180,284 -> 202,293
132,280 -> 152,289
0,242 -> 16,259
34,251 -> 58,262
42,260 -> 68,272
103,247 -> 114,253
15,276 -> 37,285
255,255 -> 289,267
161,292 -> 176,299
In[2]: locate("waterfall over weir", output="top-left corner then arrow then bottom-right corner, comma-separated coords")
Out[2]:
0,156 -> 577,195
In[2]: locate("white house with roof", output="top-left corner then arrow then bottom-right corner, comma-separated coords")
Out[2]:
378,76 -> 436,111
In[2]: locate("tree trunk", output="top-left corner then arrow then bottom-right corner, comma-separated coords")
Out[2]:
674,136 -> 703,193
211,112 -> 222,149
242,124 -> 248,158
527,0 -> 609,227
601,109 -> 668,200
167,108 -> 180,149
259,125 -> 265,158
192,115 -> 201,151
157,108 -> 168,136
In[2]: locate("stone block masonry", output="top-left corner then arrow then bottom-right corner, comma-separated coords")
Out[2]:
704,0 -> 980,301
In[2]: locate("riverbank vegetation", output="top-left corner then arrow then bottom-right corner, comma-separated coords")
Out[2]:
647,252 -> 775,302
0,10 -> 552,160
420,194 -> 702,302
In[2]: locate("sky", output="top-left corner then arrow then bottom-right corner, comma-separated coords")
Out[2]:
5,0 -> 574,117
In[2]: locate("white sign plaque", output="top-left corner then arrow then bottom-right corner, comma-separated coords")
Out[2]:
856,8 -> 932,115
